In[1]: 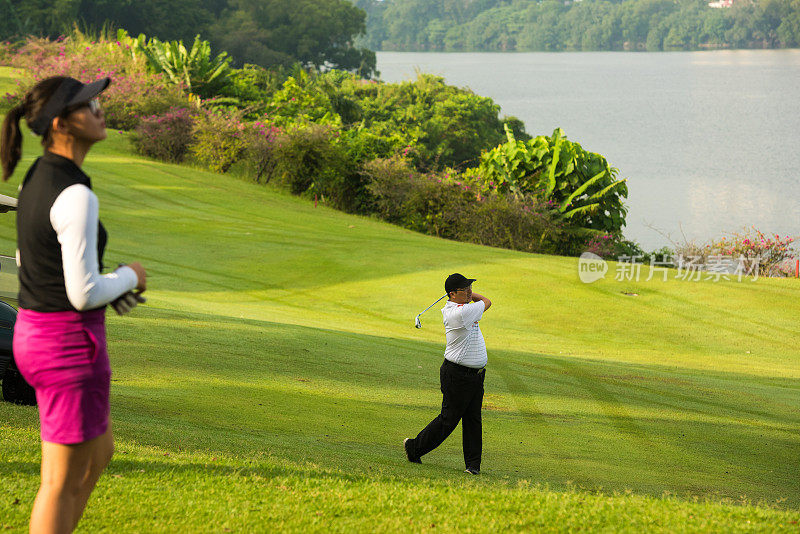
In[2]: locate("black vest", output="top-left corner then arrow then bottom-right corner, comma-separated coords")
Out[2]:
17,152 -> 107,312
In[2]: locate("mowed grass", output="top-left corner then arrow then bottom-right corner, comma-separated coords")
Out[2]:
0,70 -> 799,531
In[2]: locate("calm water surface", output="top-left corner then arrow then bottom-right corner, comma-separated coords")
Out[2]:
377,51 -> 800,250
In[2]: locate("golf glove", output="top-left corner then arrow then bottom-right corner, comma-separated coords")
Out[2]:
111,291 -> 146,316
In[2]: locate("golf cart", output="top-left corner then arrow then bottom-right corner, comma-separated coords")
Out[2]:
0,193 -> 36,405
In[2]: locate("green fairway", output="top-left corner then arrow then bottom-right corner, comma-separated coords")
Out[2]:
1,85 -> 799,531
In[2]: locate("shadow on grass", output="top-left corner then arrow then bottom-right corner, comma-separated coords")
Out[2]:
4,306 -> 798,508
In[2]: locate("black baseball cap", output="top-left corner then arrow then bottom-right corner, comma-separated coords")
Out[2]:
445,273 -> 476,294
29,77 -> 111,136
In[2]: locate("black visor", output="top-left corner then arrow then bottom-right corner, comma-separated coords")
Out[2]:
29,77 -> 110,136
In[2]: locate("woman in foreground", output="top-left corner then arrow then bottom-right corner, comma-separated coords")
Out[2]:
1,76 -> 147,533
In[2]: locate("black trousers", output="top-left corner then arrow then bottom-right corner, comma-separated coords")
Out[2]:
408,359 -> 485,470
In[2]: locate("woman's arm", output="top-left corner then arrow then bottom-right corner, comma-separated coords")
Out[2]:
51,184 -> 138,311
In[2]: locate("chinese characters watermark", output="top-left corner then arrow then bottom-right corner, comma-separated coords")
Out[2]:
579,253 -> 762,283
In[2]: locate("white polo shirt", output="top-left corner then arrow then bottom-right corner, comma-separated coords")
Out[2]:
442,300 -> 487,369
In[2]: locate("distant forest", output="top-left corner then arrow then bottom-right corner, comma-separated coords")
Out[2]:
0,0 -> 376,74
352,0 -> 800,51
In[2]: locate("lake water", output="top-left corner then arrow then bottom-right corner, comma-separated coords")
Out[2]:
376,51 -> 800,250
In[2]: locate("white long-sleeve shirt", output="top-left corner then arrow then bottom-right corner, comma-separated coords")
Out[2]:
48,184 -> 137,310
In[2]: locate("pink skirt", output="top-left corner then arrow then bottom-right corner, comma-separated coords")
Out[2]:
13,308 -> 111,444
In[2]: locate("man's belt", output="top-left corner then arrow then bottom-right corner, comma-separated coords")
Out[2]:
443,358 -> 484,374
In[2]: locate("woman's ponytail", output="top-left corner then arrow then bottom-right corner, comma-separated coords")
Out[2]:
0,77 -> 69,181
1,104 -> 25,181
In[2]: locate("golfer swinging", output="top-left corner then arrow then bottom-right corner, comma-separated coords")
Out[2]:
404,273 -> 491,474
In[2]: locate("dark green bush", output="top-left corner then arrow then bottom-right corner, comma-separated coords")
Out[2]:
460,194 -> 565,254
266,125 -> 348,194
364,158 -> 565,253
260,125 -> 380,214
320,72 -> 530,171
365,158 -> 470,235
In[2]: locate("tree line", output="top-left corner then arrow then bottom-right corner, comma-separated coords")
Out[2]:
0,0 -> 376,75
353,0 -> 800,51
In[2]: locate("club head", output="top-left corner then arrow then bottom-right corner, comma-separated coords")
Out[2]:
414,315 -> 422,329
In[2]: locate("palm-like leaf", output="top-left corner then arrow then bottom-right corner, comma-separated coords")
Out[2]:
558,168 -> 607,213
584,179 -> 627,203
476,127 -> 628,235
128,34 -> 231,97
561,202 -> 601,220
546,128 -> 563,197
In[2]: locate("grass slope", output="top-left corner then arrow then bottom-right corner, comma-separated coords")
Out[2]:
1,72 -> 799,532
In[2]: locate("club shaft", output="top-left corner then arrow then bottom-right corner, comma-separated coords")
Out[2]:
418,294 -> 447,316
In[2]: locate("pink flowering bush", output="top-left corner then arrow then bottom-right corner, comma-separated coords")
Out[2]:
706,228 -> 796,276
4,33 -> 188,130
131,107 -> 197,163
244,119 -> 282,183
672,228 -> 796,276
582,233 -> 617,258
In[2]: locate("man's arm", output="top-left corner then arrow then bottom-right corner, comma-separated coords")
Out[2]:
472,292 -> 491,311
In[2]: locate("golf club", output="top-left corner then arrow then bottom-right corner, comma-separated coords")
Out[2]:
414,294 -> 447,328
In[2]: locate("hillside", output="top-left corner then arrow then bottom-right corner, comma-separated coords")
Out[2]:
1,127 -> 799,531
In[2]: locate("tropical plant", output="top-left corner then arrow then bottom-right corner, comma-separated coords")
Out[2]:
475,126 -> 628,236
124,31 -> 232,98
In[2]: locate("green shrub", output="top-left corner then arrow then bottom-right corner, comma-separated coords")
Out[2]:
191,110 -> 250,173
265,75 -> 342,128
460,194 -> 565,253
264,125 -> 355,205
347,73 -> 530,171
241,121 -> 281,184
364,158 -> 564,253
365,158 -> 469,236
222,64 -> 284,101
218,64 -> 288,119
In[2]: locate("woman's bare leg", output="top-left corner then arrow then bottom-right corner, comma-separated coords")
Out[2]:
30,428 -> 113,534
70,427 -> 114,531
30,439 -> 93,534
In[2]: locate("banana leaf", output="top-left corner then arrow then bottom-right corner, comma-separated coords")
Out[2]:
558,168 -> 608,213
584,178 -> 628,202
545,128 -> 563,197
562,201 -> 601,220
